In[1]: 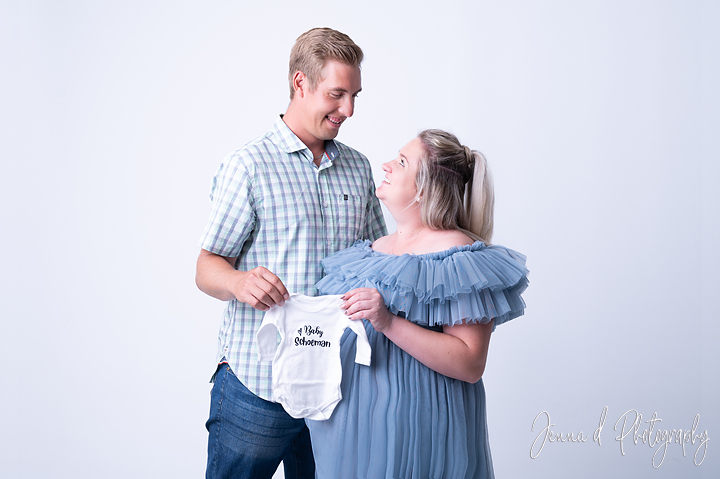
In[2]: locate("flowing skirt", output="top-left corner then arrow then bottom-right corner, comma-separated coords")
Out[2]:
306,321 -> 495,479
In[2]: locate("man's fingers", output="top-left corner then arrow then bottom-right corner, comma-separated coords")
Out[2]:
259,268 -> 290,301
253,268 -> 288,307
247,284 -> 277,311
253,281 -> 286,309
236,267 -> 289,311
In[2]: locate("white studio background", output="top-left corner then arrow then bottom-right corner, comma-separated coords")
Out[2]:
1,1 -> 718,478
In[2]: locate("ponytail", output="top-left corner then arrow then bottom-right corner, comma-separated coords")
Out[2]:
464,150 -> 494,244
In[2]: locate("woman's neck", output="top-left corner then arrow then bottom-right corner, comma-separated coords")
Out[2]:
387,219 -> 427,255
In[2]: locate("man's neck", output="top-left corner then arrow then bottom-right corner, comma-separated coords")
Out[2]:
282,107 -> 325,162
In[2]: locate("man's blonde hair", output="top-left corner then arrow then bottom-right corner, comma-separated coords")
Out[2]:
288,27 -> 364,99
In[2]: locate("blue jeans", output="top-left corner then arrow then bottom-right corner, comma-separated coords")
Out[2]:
206,363 -> 315,479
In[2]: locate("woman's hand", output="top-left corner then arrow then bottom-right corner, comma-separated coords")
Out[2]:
341,288 -> 395,333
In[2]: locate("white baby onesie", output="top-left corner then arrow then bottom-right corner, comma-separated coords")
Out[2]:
256,294 -> 371,421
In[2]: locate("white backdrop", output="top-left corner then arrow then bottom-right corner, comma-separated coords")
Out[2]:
1,1 -> 718,478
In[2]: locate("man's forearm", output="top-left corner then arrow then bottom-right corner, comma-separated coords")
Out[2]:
195,249 -> 240,301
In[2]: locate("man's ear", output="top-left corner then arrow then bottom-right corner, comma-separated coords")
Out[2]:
291,70 -> 306,98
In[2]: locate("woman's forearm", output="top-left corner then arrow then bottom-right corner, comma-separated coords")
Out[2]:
381,317 -> 493,383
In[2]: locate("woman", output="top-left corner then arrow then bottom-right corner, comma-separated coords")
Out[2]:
306,130 -> 529,478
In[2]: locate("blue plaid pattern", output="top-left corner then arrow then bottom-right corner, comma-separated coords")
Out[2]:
200,117 -> 387,400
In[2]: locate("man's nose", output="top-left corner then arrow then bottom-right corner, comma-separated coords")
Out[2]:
340,96 -> 355,118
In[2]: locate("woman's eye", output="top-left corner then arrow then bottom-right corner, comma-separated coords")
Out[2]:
399,159 -> 405,166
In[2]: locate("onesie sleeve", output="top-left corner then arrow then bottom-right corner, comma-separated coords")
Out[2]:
346,319 -> 372,366
257,308 -> 282,362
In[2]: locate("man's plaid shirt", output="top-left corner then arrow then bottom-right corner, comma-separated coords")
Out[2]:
199,117 -> 387,400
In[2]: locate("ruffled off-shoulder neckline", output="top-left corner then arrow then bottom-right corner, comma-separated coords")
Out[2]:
316,240 -> 529,329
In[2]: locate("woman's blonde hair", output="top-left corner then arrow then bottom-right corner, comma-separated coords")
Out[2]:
288,27 -> 364,99
415,129 -> 495,243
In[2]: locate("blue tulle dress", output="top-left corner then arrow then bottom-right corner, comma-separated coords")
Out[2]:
306,240 -> 529,479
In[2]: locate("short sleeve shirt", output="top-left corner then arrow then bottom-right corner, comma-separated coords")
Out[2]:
199,117 -> 387,400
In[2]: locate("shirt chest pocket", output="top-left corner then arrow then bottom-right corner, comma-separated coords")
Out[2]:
335,193 -> 367,243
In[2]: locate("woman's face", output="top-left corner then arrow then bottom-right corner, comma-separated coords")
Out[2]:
376,137 -> 423,211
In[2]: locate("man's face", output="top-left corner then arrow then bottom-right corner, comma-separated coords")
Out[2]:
297,60 -> 362,143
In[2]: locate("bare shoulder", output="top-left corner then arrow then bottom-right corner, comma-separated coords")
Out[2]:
370,234 -> 394,253
414,229 -> 474,254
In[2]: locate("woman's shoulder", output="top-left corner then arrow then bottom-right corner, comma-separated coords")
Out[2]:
369,235 -> 393,253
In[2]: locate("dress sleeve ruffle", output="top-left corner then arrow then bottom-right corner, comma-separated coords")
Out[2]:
316,240 -> 529,328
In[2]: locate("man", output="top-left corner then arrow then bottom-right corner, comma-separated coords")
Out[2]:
196,27 -> 387,479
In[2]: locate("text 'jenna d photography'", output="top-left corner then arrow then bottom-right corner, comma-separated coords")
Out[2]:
530,407 -> 710,468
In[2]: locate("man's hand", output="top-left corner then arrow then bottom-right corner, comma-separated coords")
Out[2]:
196,249 -> 289,311
231,267 -> 289,311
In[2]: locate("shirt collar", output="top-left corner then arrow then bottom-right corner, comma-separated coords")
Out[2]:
269,115 -> 340,164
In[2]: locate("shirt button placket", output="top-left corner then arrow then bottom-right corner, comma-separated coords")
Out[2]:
317,170 -> 335,253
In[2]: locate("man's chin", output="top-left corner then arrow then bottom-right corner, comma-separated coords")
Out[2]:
321,129 -> 340,140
